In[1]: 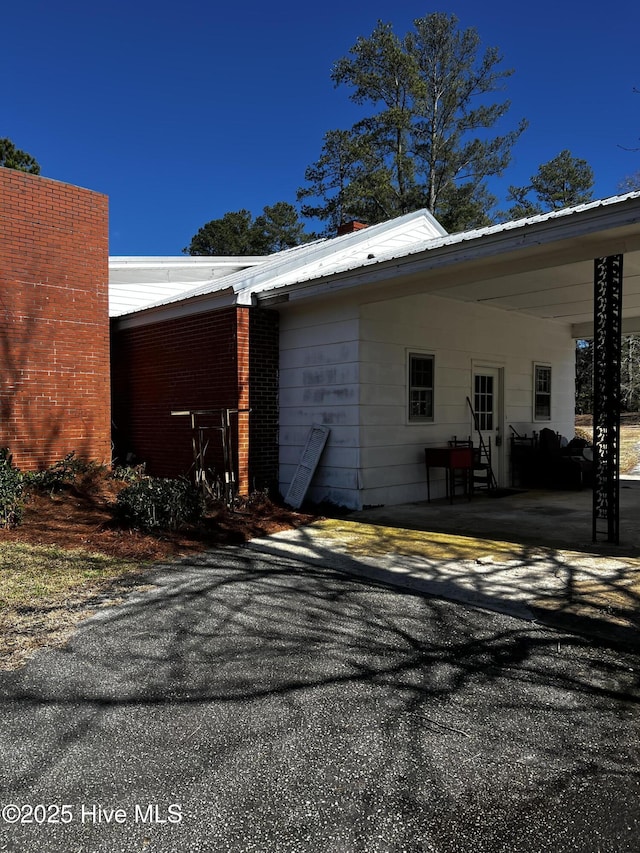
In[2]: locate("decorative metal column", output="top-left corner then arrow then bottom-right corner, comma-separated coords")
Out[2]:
592,255 -> 623,544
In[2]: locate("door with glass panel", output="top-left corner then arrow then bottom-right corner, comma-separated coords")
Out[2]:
471,367 -> 503,485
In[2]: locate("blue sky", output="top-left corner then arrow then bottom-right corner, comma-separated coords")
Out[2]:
3,0 -> 639,255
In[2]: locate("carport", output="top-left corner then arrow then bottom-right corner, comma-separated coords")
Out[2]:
261,193 -> 640,526
364,193 -> 640,545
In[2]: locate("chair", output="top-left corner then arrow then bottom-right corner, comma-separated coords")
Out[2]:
449,436 -> 493,494
538,428 -> 587,490
448,436 -> 474,498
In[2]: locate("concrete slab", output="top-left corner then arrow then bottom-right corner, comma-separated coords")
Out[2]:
352,481 -> 640,554
248,484 -> 640,647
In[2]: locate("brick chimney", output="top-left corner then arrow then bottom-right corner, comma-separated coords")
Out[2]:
337,220 -> 368,236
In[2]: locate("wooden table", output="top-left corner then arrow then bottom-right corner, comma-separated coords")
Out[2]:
424,446 -> 474,503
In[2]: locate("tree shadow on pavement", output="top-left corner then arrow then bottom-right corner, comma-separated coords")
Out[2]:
1,541 -> 639,852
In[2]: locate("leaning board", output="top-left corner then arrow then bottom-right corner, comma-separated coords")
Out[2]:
284,425 -> 331,509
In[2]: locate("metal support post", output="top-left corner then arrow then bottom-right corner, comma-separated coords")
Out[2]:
592,255 -> 623,544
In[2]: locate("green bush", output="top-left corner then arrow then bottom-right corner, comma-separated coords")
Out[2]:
116,477 -> 204,531
0,449 -> 24,528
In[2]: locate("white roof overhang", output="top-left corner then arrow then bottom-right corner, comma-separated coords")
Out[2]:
110,208 -> 447,326
113,286 -> 238,330
109,255 -> 267,320
110,195 -> 640,338
254,194 -> 640,339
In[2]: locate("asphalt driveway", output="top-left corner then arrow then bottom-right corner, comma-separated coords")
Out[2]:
1,544 -> 639,852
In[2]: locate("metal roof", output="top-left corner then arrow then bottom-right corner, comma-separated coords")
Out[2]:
244,193 -> 640,301
109,208 -> 446,319
110,193 -> 640,336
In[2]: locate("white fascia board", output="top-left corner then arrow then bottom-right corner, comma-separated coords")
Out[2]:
430,191 -> 640,250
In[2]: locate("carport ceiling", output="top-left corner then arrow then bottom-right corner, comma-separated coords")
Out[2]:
378,203 -> 640,338
432,248 -> 640,335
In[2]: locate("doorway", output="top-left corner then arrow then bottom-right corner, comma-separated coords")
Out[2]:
472,365 -> 504,485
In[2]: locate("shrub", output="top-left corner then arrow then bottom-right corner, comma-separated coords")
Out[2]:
0,449 -> 24,528
116,477 -> 204,531
25,451 -> 97,493
111,462 -> 146,483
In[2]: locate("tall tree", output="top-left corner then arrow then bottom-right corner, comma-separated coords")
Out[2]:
330,21 -> 420,222
253,202 -> 316,252
299,13 -> 526,233
298,129 -> 391,233
407,13 -> 525,226
506,150 -> 594,219
184,203 -> 313,256
184,210 -> 258,255
0,138 -> 40,174
621,335 -> 640,411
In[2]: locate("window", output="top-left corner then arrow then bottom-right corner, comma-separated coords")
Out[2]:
474,374 -> 494,431
534,364 -> 551,420
408,353 -> 434,421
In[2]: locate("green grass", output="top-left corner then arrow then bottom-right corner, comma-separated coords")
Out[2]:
0,543 -> 144,609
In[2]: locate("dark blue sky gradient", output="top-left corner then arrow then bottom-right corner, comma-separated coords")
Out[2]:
3,0 -> 639,254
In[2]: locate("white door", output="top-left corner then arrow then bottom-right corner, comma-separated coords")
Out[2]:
472,367 -> 503,485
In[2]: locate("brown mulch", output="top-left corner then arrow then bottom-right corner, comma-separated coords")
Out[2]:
0,472 -> 315,563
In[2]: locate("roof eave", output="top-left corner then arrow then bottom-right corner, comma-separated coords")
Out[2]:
253,195 -> 640,306
111,287 -> 236,329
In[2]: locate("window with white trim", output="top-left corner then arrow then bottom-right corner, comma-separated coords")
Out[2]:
534,364 -> 552,421
408,353 -> 434,422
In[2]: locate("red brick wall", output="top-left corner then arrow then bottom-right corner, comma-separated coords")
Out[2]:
111,307 -> 244,482
111,306 -> 280,494
0,168 -> 110,470
236,307 -> 250,494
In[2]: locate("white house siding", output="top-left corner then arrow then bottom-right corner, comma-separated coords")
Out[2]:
278,300 -> 362,507
359,292 -> 576,507
278,290 -> 575,510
